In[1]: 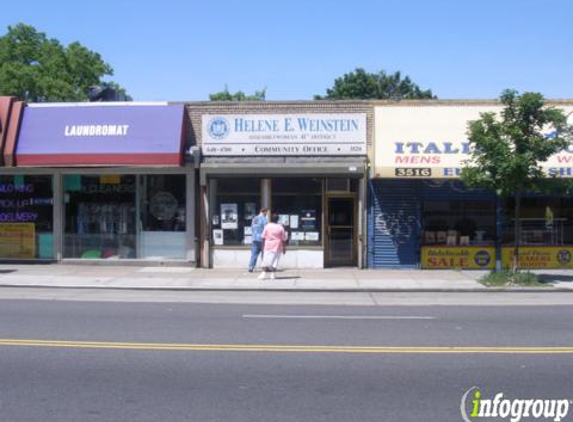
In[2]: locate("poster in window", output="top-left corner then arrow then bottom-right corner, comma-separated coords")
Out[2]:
305,232 -> 319,241
213,229 -> 224,245
150,192 -> 178,220
291,231 -> 305,241
290,215 -> 299,229
212,215 -> 220,226
245,203 -> 257,220
301,210 -> 317,230
0,223 -> 36,258
220,203 -> 238,229
278,214 -> 289,226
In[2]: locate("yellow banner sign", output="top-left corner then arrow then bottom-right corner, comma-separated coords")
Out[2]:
421,246 -> 495,269
100,174 -> 121,184
0,223 -> 36,259
502,246 -> 573,269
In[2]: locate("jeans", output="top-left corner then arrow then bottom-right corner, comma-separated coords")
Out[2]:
249,240 -> 263,271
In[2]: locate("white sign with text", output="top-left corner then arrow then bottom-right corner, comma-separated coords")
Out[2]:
202,113 -> 367,156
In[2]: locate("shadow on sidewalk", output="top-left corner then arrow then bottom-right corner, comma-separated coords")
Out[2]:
538,274 -> 573,283
271,276 -> 301,280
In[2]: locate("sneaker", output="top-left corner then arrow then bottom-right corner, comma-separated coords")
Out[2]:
248,268 -> 253,273
257,272 -> 267,280
270,273 -> 275,280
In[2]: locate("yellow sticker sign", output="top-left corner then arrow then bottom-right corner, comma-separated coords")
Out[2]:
0,223 -> 36,259
421,246 -> 495,269
501,246 -> 573,269
100,174 -> 121,184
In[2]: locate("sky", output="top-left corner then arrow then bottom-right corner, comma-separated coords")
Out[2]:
1,0 -> 572,102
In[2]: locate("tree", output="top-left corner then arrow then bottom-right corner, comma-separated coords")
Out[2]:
315,68 -> 436,100
0,23 -> 129,102
460,89 -> 572,271
209,85 -> 266,101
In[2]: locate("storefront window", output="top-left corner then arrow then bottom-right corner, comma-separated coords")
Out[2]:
0,175 -> 53,259
502,197 -> 573,245
212,178 -> 260,246
272,178 -> 322,246
140,174 -> 186,259
421,200 -> 496,246
64,175 -> 136,259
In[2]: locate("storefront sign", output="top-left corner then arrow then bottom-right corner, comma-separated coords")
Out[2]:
501,246 -> 573,269
16,104 -> 185,166
421,246 -> 495,269
374,105 -> 573,179
202,113 -> 367,156
0,223 -> 36,259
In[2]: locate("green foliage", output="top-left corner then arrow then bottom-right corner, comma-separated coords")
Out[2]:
460,89 -> 573,271
460,89 -> 572,196
209,85 -> 266,101
315,68 -> 436,100
479,270 -> 548,287
0,23 -> 129,102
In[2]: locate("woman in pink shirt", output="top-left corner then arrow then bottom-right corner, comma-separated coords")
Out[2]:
258,213 -> 287,280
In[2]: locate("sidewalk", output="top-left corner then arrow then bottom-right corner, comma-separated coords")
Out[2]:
0,264 -> 572,291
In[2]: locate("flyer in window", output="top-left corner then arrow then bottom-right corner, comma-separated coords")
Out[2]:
213,229 -> 224,245
212,215 -> 220,226
305,232 -> 319,241
244,226 -> 252,236
244,235 -> 253,245
291,231 -> 305,241
290,215 -> 299,229
220,203 -> 238,229
278,214 -> 290,226
301,210 -> 316,230
244,203 -> 257,220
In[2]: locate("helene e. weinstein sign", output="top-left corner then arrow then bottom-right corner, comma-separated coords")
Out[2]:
202,113 -> 367,156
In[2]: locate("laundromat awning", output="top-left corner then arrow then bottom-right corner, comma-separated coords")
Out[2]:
13,103 -> 186,166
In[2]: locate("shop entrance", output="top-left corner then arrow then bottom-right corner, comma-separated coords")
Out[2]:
326,196 -> 356,267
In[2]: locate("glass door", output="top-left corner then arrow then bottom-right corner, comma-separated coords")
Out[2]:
326,196 -> 356,266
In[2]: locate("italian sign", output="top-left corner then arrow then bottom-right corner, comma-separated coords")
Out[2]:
501,246 -> 573,269
374,105 -> 573,179
421,246 -> 496,269
202,113 -> 367,156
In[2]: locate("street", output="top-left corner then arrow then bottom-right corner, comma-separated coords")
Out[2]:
0,291 -> 573,422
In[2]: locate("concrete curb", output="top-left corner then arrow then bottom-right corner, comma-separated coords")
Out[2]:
0,284 -> 568,293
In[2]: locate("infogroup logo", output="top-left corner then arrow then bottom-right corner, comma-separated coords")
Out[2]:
461,387 -> 571,422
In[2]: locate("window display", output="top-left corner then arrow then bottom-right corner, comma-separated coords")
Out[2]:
502,197 -> 573,245
211,177 -> 323,247
421,200 -> 496,246
272,178 -> 322,246
140,174 -> 187,259
212,178 -> 260,246
64,175 -> 136,259
64,174 -> 187,260
0,175 -> 53,259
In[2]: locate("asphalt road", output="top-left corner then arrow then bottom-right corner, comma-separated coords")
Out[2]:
1,295 -> 573,422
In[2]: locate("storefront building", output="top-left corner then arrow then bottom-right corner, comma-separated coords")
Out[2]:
369,101 -> 573,270
187,101 -> 371,268
0,98 -> 197,264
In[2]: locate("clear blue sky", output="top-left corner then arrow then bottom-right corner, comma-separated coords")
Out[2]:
2,0 -> 572,101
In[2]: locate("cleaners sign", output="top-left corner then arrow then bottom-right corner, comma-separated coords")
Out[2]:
201,113 -> 367,156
